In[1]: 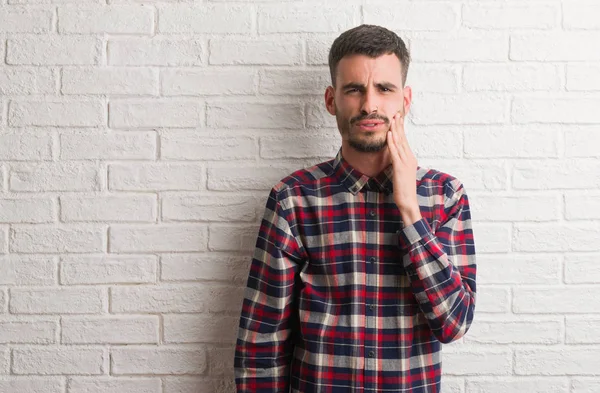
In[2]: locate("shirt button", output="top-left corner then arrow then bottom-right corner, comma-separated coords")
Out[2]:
368,351 -> 375,358
369,304 -> 375,311
369,257 -> 376,263
369,210 -> 376,217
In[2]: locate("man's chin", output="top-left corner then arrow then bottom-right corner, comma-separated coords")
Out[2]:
348,138 -> 387,153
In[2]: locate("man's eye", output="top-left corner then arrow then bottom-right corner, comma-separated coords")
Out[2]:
346,89 -> 358,93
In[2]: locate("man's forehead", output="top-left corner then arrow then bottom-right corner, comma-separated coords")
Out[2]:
336,54 -> 403,84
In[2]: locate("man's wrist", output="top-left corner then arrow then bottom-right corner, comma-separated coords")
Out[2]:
400,207 -> 422,227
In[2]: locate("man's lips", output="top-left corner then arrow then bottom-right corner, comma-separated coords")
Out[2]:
355,120 -> 386,130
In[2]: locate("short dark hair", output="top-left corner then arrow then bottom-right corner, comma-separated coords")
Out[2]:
328,24 -> 411,87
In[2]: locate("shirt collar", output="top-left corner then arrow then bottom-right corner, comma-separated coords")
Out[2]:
331,147 -> 394,195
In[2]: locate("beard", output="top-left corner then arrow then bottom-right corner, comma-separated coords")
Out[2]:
335,107 -> 390,153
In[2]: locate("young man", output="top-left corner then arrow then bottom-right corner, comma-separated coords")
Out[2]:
234,24 -> 477,393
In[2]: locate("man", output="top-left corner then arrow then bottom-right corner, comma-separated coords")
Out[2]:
234,24 -> 477,393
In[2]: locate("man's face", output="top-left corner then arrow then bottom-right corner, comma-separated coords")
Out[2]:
325,53 -> 411,153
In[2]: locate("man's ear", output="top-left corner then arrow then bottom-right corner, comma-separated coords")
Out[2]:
325,86 -> 336,116
403,85 -> 412,115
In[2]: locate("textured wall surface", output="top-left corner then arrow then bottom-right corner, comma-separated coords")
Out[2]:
0,0 -> 599,392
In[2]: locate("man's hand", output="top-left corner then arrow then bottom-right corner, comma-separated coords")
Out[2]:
387,112 -> 422,227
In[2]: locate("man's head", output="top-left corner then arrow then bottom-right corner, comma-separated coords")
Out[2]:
325,24 -> 412,154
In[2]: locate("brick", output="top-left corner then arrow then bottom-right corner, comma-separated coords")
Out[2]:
207,346 -> 234,376
513,160 -> 600,189
59,5 -> 153,34
161,69 -> 255,96
163,377 -> 234,393
259,69 -> 330,95
464,64 -> 560,91
0,133 -> 52,161
306,102 -> 341,129
162,195 -> 256,222
61,255 -> 156,284
10,0 -> 100,3
475,254 -> 560,285
306,34 -> 337,65
0,256 -> 56,285
469,224 -> 510,253
565,254 -> 600,284
161,133 -> 256,160
10,163 -> 100,192
111,347 -> 206,375
572,379 -> 600,393
62,67 -> 158,95
160,253 -> 250,283
68,378 -> 160,393
464,125 -> 559,158
463,3 -> 558,29
259,135 -> 339,159
475,287 -> 509,313
62,316 -> 158,344
410,93 -> 506,125
61,132 -> 156,160
10,287 -> 105,314
258,5 -> 355,34
7,36 -> 100,65
564,3 -> 600,29
513,287 -> 600,314
209,224 -> 258,252
0,318 -> 57,344
109,38 -> 204,66
566,317 -> 600,344
515,348 -> 600,375
565,127 -> 600,157
9,99 -> 105,127
111,284 -> 243,313
463,317 -> 561,344
0,68 -> 54,95
470,194 -> 559,221
109,163 -> 204,191
0,8 -> 53,33
163,314 -> 238,344
109,100 -> 202,128
565,194 -> 600,220
159,5 -> 252,34
10,225 -> 105,253
511,33 -> 600,61
513,96 -> 600,124
411,34 -> 508,62
443,349 -> 512,375
109,224 -> 208,252
0,290 -> 6,313
405,65 -> 459,93
207,102 -> 303,129
364,3 -> 457,31
0,198 -> 55,223
0,378 -> 63,393
569,65 -> 600,91
207,165 -> 299,191
60,195 -> 157,222
209,39 -> 303,65
514,223 -> 600,252
466,379 -> 568,393
13,348 -> 105,375
408,127 -> 463,159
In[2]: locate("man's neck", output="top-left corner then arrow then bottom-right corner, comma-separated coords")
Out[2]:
340,142 -> 392,178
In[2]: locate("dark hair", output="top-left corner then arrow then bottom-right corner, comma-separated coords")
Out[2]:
328,24 -> 411,87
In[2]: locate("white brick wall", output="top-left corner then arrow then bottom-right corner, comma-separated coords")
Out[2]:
0,1 -> 598,392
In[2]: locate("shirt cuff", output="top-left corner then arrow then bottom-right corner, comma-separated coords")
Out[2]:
397,218 -> 432,250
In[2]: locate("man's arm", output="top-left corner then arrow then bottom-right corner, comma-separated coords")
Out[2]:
397,178 -> 477,344
234,187 -> 304,393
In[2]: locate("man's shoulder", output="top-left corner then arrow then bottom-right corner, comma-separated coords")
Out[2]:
272,157 -> 336,194
417,165 -> 466,196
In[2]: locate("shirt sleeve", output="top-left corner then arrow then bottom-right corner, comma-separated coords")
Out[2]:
234,187 -> 304,393
396,178 -> 477,344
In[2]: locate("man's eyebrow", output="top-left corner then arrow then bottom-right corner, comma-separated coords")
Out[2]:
376,82 -> 398,90
341,82 -> 365,90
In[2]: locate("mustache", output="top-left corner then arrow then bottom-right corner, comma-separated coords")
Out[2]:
350,114 -> 389,125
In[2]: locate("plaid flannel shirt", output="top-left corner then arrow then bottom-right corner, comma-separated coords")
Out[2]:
235,147 -> 477,393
